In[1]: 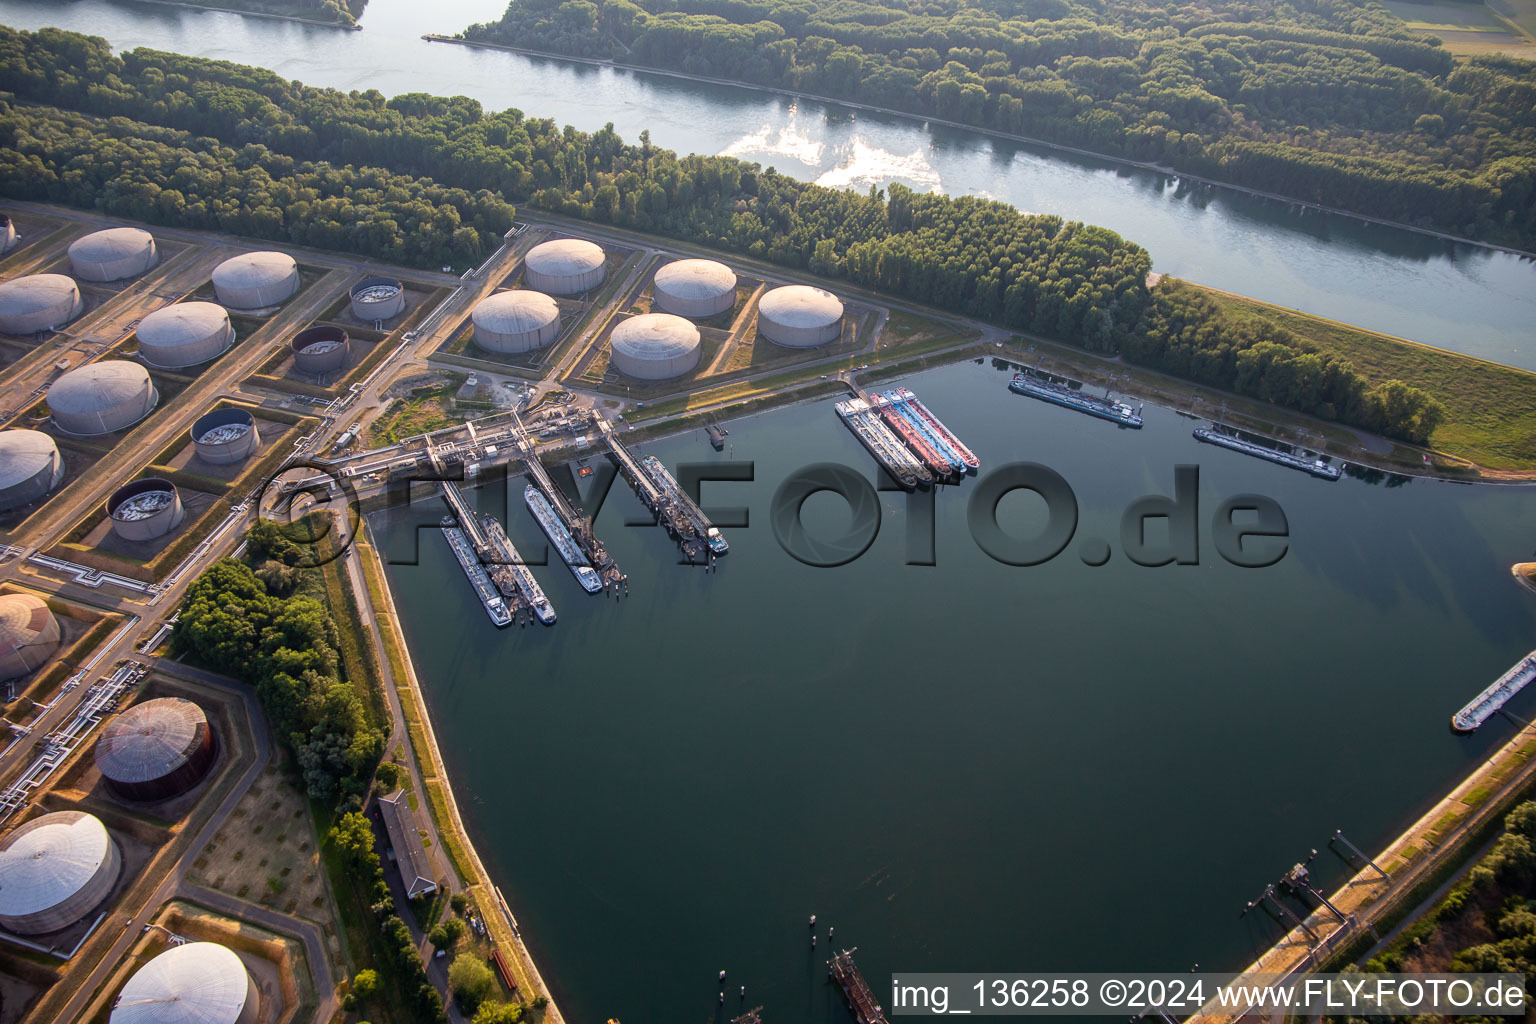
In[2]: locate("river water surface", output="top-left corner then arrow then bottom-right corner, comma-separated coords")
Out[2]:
2,0 -> 1535,367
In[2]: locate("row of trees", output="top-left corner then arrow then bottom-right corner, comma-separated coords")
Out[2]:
172,552 -> 385,801
1126,281 -> 1443,443
464,0 -> 1536,247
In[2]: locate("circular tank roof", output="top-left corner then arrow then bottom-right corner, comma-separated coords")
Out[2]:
96,698 -> 209,784
0,430 -> 60,492
0,593 -> 56,656
474,290 -> 560,334
48,362 -> 153,416
526,239 -> 604,276
759,285 -> 844,327
0,275 -> 78,317
111,942 -> 253,1024
0,811 -> 113,919
654,259 -> 736,299
611,313 -> 701,360
212,251 -> 296,288
137,302 -> 227,348
68,227 -> 154,263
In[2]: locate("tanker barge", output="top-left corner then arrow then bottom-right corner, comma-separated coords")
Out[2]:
1452,648 -> 1536,733
1193,427 -> 1341,480
1009,370 -> 1143,428
870,391 -> 958,476
893,386 -> 979,470
829,949 -> 890,1024
642,455 -> 727,555
479,514 -> 556,624
440,517 -> 513,627
524,485 -> 604,593
834,398 -> 931,490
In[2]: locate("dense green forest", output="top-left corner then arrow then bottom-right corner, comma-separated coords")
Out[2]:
464,0 -> 1536,248
165,0 -> 368,26
0,28 -> 1442,444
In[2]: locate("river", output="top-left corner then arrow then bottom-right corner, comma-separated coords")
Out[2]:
371,358 -> 1536,1024
2,0 -> 1535,369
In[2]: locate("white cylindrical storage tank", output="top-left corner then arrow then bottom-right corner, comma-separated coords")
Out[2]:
107,478 -> 184,542
0,811 -> 120,934
610,313 -> 701,380
0,214 -> 15,254
291,325 -> 350,375
653,259 -> 737,318
0,593 -> 61,681
68,227 -> 158,283
212,251 -> 299,309
473,290 -> 561,353
110,942 -> 260,1024
136,302 -> 233,369
48,362 -> 158,436
0,274 -> 83,334
191,408 -> 260,465
350,276 -> 405,321
0,430 -> 64,512
524,239 -> 605,295
757,285 -> 844,348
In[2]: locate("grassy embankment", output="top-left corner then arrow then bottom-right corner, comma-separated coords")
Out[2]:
1201,285 -> 1536,472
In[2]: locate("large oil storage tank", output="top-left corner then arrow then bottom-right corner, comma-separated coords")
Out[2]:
95,697 -> 217,802
0,274 -> 83,334
0,811 -> 120,935
472,290 -> 560,353
48,362 -> 158,436
0,214 -> 15,254
609,313 -> 701,380
191,408 -> 260,465
524,239 -> 605,295
212,251 -> 299,309
653,259 -> 737,319
0,593 -> 61,681
68,227 -> 158,283
110,942 -> 260,1024
757,285 -> 844,348
0,430 -> 64,512
136,301 -> 233,369
291,325 -> 350,375
107,478 -> 184,542
350,276 -> 405,321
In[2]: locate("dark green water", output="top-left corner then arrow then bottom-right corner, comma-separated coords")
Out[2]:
373,359 -> 1536,1024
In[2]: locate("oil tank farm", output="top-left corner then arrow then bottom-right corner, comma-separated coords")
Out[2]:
524,239 -> 605,295
610,313 -> 701,380
191,408 -> 260,465
48,362 -> 158,436
68,227 -> 158,283
350,276 -> 405,321
0,593 -> 61,681
473,290 -> 561,353
653,259 -> 737,318
107,478 -> 184,542
110,942 -> 260,1024
291,325 -> 350,375
0,810 -> 120,935
757,285 -> 844,348
95,697 -> 217,802
0,274 -> 83,334
212,251 -> 299,309
0,430 -> 64,512
0,214 -> 15,254
135,301 -> 233,369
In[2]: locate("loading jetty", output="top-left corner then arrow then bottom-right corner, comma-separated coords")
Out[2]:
1009,370 -> 1144,427
1452,648 -> 1536,732
511,412 -> 625,591
597,419 -> 723,561
834,397 -> 931,489
440,516 -> 513,627
1193,426 -> 1341,480
828,949 -> 890,1024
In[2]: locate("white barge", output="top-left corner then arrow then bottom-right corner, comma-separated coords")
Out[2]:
524,484 -> 604,593
441,516 -> 512,627
1452,649 -> 1536,733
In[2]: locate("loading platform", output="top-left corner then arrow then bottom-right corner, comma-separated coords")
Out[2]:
510,412 -> 624,590
1193,427 -> 1342,480
828,949 -> 889,1024
596,419 -> 722,561
1452,648 -> 1536,732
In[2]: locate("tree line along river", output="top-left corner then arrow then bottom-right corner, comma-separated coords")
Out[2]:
0,0 -> 1533,369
